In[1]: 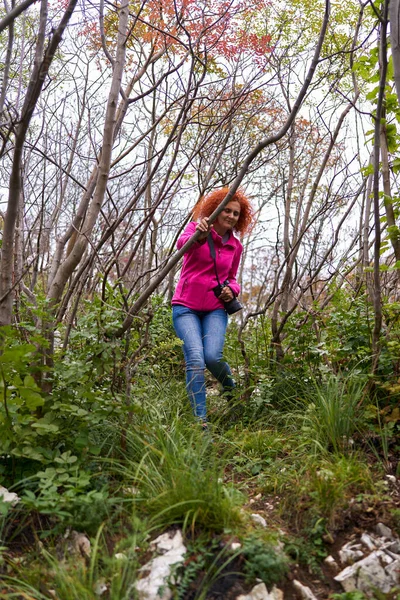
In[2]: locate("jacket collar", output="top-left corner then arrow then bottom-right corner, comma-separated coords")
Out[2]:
211,228 -> 236,247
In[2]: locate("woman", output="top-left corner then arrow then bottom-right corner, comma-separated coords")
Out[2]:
172,187 -> 254,427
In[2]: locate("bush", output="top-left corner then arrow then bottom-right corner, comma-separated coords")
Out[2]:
242,535 -> 288,587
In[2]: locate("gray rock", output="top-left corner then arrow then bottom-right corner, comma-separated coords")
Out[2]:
230,542 -> 242,551
339,542 -> 364,565
114,552 -> 128,560
250,514 -> 267,528
387,540 -> 400,554
93,578 -> 107,596
236,583 -> 284,600
292,580 -> 318,600
360,533 -> 376,551
0,485 -> 20,506
324,555 -> 340,572
375,523 -> 394,540
134,530 -> 186,600
379,551 -> 395,566
70,531 -> 91,558
150,531 -> 184,553
385,559 -> 400,582
334,550 -> 399,595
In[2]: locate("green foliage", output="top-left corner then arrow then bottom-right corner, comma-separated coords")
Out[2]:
230,290 -> 375,403
145,301 -> 184,378
168,536 -> 221,599
22,455 -> 110,534
0,326 -> 49,470
331,592 -> 400,600
0,522 -> 144,600
331,591 -> 367,599
120,417 -> 244,531
224,428 -> 287,477
0,286 -> 395,597
390,508 -> 400,535
300,373 -> 367,453
284,520 -> 328,575
281,454 -> 375,528
241,535 -> 288,586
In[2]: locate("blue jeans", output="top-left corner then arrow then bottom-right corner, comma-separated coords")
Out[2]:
172,305 -> 235,420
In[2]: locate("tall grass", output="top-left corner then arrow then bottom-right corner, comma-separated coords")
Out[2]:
300,373 -> 366,453
109,409 -> 244,532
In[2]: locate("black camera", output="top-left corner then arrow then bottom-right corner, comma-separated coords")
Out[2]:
212,280 -> 243,315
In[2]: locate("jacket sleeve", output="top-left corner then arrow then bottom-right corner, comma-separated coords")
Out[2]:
177,221 -> 207,251
227,242 -> 243,297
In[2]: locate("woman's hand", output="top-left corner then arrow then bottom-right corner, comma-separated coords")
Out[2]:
196,217 -> 211,239
219,286 -> 234,302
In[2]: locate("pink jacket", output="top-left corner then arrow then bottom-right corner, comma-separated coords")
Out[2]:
172,222 -> 243,311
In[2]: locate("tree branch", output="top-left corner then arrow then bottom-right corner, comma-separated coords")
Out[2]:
116,0 -> 332,336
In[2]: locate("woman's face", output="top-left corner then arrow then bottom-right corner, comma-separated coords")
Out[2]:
215,200 -> 241,234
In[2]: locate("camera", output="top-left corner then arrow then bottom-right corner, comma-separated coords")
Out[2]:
212,280 -> 243,315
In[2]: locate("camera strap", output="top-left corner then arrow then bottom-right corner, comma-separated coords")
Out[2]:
207,235 -> 222,288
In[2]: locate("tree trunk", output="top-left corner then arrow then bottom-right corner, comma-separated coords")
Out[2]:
380,124 -> 400,262
372,0 -> 390,372
0,0 -> 78,325
390,0 -> 400,106
47,0 -> 130,306
116,0 -> 331,336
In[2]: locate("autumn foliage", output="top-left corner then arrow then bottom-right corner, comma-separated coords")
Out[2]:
81,0 -> 272,64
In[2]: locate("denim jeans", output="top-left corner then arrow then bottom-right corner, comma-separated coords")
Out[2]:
172,305 -> 235,420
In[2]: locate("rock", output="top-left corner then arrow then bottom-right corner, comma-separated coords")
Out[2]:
254,493 -> 262,500
385,558 -> 400,582
150,531 -> 185,553
124,486 -> 139,495
236,583 -> 284,600
93,578 -> 107,596
134,530 -> 186,600
375,523 -> 394,540
334,550 -> 400,595
379,551 -> 394,565
230,542 -> 242,551
0,485 -> 20,506
386,475 -> 396,484
70,531 -> 91,558
251,514 -> 267,528
292,580 -> 318,600
324,555 -> 339,572
387,540 -> 400,554
268,587 -> 284,600
339,542 -> 364,565
360,533 -> 376,552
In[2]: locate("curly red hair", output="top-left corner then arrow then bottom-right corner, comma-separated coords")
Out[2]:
192,187 -> 254,234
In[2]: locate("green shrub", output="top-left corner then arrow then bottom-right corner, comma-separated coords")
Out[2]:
301,373 -> 367,453
120,419 -> 244,532
242,535 -> 288,587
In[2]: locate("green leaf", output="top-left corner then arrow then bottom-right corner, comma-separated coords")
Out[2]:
23,375 -> 40,391
366,86 -> 379,101
18,387 -> 44,410
361,164 -> 374,176
31,421 -> 60,434
54,451 -> 78,465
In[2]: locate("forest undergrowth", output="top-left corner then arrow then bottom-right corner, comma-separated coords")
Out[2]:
0,291 -> 399,600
